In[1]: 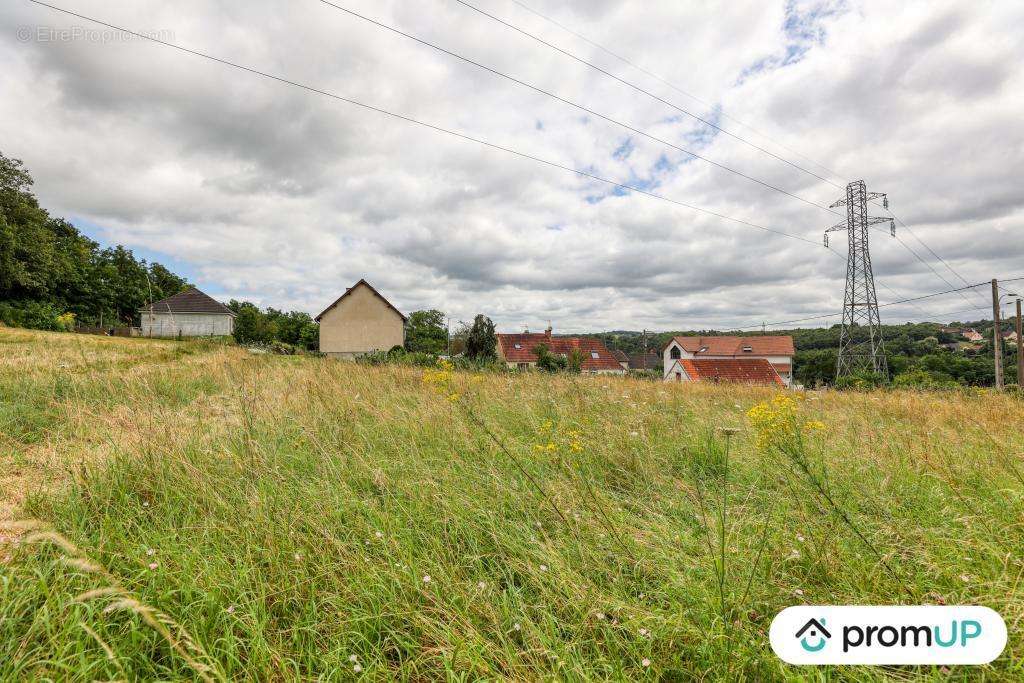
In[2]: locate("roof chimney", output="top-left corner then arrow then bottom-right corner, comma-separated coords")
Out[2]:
544,321 -> 552,339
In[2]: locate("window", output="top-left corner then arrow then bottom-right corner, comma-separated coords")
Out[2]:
675,371 -> 682,382
590,351 -> 600,359
670,346 -> 681,359
698,346 -> 708,353
513,343 -> 522,349
742,345 -> 753,352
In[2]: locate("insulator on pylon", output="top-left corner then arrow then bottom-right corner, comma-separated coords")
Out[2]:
890,219 -> 896,236
824,233 -> 829,247
883,196 -> 889,209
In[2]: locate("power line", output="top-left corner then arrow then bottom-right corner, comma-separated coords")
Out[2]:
328,0 -> 987,314
506,0 -> 845,184
495,0 -> 989,322
26,0 -> 822,248
454,0 -> 842,188
316,0 -> 837,214
29,0 -> 990,336
730,278 -> 1009,331
879,206 -> 989,308
496,0 -> 988,316
865,194 -> 987,303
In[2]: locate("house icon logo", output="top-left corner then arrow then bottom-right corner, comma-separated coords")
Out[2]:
795,618 -> 831,652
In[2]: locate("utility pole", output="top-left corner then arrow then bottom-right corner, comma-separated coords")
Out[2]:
1016,298 -> 1023,387
642,329 -> 648,369
824,180 -> 895,380
992,279 -> 1003,390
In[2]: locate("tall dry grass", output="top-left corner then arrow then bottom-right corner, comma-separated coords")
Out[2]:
1,327 -> 1021,680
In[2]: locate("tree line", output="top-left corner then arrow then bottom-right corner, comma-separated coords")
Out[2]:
1,152 -> 191,329
0,151 -> 322,349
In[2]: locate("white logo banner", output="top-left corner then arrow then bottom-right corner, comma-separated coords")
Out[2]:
770,605 -> 1006,665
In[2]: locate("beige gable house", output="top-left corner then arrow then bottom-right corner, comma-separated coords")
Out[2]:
315,280 -> 406,359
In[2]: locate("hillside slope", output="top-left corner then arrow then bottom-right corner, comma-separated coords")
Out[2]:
1,327 -> 1021,680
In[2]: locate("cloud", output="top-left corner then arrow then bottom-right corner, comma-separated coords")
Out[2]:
1,0 -> 1021,332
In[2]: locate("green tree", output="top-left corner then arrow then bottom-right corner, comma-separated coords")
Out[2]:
533,343 -> 567,372
567,348 -> 584,373
148,262 -> 189,302
405,309 -> 447,354
230,301 -> 278,345
465,314 -> 496,360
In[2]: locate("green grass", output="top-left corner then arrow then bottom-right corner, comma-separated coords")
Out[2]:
1,327 -> 1022,680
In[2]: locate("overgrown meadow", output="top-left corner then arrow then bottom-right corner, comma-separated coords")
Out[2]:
1,327 -> 1021,681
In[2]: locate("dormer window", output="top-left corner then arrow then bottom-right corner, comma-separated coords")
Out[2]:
670,346 -> 681,359
514,343 -> 522,349
591,351 -> 600,359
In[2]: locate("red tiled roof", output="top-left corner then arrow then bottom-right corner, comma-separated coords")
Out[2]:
497,333 -> 623,371
772,363 -> 792,373
669,335 -> 794,357
676,358 -> 784,385
611,349 -> 629,363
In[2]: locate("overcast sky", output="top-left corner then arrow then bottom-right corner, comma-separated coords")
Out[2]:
2,0 -> 1022,332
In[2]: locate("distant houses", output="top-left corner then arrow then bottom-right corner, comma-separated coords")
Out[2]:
139,287 -> 235,337
662,335 -> 795,386
315,279 -> 406,359
311,279 -> 796,386
496,326 -> 625,374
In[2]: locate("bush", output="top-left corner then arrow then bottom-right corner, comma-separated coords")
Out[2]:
0,301 -> 68,331
269,341 -> 298,355
55,312 -> 76,332
892,369 -> 960,390
834,371 -> 888,390
356,349 -> 438,368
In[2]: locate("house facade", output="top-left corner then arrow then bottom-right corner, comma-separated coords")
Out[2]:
316,280 -> 406,359
497,327 -> 625,374
662,335 -> 795,386
139,287 -> 235,337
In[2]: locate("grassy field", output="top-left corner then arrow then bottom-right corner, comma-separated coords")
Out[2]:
1,326 -> 1022,681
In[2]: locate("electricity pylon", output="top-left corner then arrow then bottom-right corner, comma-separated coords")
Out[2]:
824,180 -> 895,380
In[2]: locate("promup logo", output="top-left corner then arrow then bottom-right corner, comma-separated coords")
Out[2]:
795,618 -> 831,652
770,606 -> 1006,665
